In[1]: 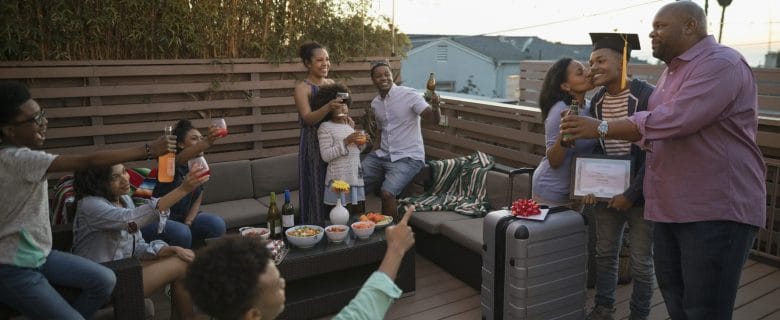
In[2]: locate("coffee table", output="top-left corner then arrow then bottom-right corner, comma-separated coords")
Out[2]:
277,226 -> 415,319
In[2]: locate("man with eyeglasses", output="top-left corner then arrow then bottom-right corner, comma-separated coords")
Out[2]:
0,80 -> 175,319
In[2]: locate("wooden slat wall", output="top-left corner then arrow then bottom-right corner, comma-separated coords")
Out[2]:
518,61 -> 780,117
0,57 -> 400,170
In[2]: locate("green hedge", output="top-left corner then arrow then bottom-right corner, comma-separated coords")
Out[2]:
1,0 -> 410,61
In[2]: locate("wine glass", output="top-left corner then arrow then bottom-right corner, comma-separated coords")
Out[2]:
187,156 -> 210,177
212,118 -> 228,137
336,92 -> 351,117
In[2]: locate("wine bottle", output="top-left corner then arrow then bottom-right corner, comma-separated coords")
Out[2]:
560,102 -> 579,148
282,189 -> 295,234
267,192 -> 282,239
158,126 -> 175,183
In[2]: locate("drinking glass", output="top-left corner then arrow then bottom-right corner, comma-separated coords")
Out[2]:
212,118 -> 228,137
336,92 -> 351,117
355,130 -> 367,145
188,156 -> 210,177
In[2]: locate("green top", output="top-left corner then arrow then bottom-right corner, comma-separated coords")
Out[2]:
332,271 -> 402,320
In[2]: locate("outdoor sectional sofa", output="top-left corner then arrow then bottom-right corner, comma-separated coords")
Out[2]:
197,153 -> 532,290
378,164 -> 533,290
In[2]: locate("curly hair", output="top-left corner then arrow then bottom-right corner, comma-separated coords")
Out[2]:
186,235 -> 271,320
73,165 -> 115,201
172,119 -> 196,154
538,58 -> 574,122
311,83 -> 350,124
298,41 -> 324,67
0,80 -> 31,126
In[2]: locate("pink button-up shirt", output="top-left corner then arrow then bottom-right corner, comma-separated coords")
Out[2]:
629,35 -> 766,228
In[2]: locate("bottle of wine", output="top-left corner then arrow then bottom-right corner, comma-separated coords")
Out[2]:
560,101 -> 579,148
282,189 -> 295,234
267,192 -> 282,239
158,125 -> 175,183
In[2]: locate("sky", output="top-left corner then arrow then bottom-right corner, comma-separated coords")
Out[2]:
369,0 -> 780,67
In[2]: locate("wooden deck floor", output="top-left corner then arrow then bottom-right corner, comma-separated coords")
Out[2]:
152,255 -> 780,320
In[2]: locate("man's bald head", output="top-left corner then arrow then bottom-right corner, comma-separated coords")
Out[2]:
650,1 -> 709,63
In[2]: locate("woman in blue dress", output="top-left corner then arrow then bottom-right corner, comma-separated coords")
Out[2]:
293,41 -> 348,225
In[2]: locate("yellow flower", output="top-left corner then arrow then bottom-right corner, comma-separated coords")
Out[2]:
331,180 -> 350,193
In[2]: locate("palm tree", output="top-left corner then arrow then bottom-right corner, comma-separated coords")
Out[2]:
718,0 -> 733,43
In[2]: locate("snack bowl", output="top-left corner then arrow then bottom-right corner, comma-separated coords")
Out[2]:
239,227 -> 270,240
351,221 -> 376,239
325,225 -> 349,243
285,225 -> 324,248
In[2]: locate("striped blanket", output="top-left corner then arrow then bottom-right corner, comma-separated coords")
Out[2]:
401,151 -> 494,217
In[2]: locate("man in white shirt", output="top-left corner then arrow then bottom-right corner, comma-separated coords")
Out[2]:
363,62 -> 441,218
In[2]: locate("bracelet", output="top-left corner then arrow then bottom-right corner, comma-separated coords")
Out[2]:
144,143 -> 152,160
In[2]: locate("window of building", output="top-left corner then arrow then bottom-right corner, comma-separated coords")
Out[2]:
437,80 -> 455,92
436,45 -> 448,62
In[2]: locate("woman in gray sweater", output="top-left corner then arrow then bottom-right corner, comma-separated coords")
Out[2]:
72,163 -> 209,320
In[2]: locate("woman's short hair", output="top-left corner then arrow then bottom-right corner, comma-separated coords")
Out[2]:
186,236 -> 272,320
299,41 -> 324,67
311,83 -> 350,124
73,166 -> 114,201
0,81 -> 31,125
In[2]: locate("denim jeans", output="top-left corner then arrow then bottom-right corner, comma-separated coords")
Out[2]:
142,212 -> 226,248
654,221 -> 757,320
0,250 -> 116,319
593,204 -> 654,318
141,218 -> 192,248
362,153 -> 424,196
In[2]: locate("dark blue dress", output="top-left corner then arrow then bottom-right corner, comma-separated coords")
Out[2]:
298,81 -> 327,226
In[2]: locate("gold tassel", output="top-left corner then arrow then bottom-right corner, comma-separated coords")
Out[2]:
620,35 -> 628,91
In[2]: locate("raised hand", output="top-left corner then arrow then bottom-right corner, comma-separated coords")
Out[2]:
149,134 -> 177,156
181,167 -> 210,192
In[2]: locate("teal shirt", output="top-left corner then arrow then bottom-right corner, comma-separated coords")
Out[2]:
333,272 -> 402,320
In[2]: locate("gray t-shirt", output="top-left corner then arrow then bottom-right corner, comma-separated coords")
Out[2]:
0,146 -> 56,267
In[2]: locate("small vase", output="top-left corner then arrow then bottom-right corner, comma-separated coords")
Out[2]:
329,197 -> 349,226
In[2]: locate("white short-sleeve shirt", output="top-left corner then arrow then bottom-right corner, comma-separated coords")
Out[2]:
370,85 -> 429,162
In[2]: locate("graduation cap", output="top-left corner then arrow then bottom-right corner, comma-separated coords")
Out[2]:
589,33 -> 641,90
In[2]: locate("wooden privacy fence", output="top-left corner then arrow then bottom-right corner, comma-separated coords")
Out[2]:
0,57 -> 400,171
517,60 -> 780,117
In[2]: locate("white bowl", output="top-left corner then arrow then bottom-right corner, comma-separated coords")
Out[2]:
239,227 -> 270,240
325,225 -> 349,243
351,221 -> 376,239
285,225 -> 324,248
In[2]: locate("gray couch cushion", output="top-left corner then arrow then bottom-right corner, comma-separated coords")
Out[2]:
202,160 -> 254,204
440,218 -> 484,254
485,170 -> 510,209
252,153 -> 299,198
409,211 -> 473,235
258,190 -> 300,216
200,198 -> 267,230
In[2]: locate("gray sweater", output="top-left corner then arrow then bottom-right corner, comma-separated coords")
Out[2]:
318,121 -> 365,186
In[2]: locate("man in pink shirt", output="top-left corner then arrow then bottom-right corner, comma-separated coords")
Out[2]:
561,2 -> 766,319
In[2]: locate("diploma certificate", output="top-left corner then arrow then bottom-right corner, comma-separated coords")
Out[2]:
571,155 -> 632,200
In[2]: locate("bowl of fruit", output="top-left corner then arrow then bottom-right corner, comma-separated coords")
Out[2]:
359,212 -> 393,228
285,225 -> 324,248
239,227 -> 270,240
351,221 -> 376,239
325,225 -> 349,243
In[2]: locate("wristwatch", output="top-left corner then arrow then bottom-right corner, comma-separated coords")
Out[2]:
597,120 -> 609,140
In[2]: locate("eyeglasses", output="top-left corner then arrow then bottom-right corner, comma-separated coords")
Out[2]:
10,110 -> 46,126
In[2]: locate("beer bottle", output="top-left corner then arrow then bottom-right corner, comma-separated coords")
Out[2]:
560,101 -> 579,148
267,192 -> 282,239
426,72 -> 436,91
281,189 -> 295,234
